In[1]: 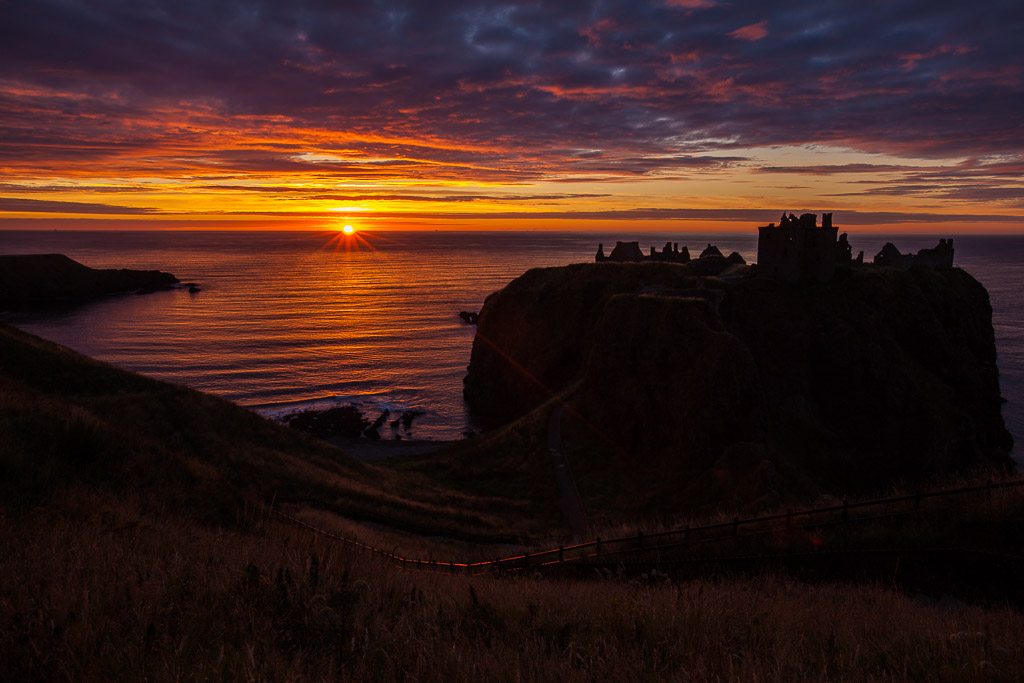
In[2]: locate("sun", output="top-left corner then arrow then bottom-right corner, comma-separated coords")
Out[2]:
320,224 -> 380,254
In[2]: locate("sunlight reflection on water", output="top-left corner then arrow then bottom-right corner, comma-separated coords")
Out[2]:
1,230 -> 1020,452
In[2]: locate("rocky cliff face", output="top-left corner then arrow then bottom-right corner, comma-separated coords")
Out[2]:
463,262 -> 727,420
463,262 -> 1013,496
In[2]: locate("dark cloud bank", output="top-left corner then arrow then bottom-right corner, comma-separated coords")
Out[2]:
1,0 -> 1022,221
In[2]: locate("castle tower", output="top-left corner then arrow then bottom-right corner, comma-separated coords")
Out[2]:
757,212 -> 839,283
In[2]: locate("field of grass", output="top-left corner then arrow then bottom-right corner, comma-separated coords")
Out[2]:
4,493 -> 1024,681
4,320 -> 1024,680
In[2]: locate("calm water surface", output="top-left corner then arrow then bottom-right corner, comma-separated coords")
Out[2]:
1,230 -> 1021,459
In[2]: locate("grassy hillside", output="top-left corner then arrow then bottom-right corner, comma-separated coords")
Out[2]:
4,466 -> 1024,680
3,324 -> 1024,680
0,323 -> 551,541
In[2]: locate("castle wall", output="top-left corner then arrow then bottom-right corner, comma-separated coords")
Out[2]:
757,225 -> 803,282
757,217 -> 838,283
800,225 -> 838,283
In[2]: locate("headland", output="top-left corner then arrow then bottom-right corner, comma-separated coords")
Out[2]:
463,214 -> 1013,517
0,253 -> 179,309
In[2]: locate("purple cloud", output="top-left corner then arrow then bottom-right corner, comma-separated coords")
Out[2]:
0,0 -> 1021,186
0,197 -> 159,214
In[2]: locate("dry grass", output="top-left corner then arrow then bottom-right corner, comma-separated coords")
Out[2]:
3,490 -> 1023,682
385,398 -> 561,503
577,467 -> 1024,543
282,504 -> 532,565
4,321 -> 1024,680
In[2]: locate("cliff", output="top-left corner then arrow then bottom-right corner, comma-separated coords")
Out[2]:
463,261 -> 743,419
0,253 -> 178,308
463,262 -> 1013,503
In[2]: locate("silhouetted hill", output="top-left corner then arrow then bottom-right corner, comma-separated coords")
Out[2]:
0,253 -> 178,308
0,322 -> 543,538
464,262 -> 1013,510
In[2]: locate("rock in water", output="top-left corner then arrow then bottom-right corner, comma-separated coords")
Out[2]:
288,405 -> 368,438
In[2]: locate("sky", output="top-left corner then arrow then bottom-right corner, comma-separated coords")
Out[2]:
1,0 -> 1023,233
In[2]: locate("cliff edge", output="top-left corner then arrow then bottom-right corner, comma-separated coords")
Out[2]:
463,262 -> 1013,504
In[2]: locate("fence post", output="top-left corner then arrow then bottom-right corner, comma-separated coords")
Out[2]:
638,530 -> 644,550
596,538 -> 602,557
786,508 -> 792,530
450,561 -> 455,574
733,517 -> 739,537
524,552 -> 530,570
684,525 -> 690,545
558,546 -> 564,563
842,499 -> 848,522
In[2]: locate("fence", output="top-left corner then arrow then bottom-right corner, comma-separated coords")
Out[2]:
271,478 -> 1024,577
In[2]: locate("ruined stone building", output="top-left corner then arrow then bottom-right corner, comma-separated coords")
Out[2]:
756,212 -> 840,283
596,240 -> 691,263
596,241 -> 644,262
595,239 -> 740,263
651,242 -> 690,262
874,239 -> 954,269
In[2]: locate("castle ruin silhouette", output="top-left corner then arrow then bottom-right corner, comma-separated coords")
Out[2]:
593,212 -> 953,283
757,212 -> 842,284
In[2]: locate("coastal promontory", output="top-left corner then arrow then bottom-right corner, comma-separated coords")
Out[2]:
463,258 -> 1013,508
0,253 -> 179,309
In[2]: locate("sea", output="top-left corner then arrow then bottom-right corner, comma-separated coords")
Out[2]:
1,230 -> 1022,464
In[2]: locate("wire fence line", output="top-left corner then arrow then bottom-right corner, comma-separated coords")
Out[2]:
270,478 -> 1024,577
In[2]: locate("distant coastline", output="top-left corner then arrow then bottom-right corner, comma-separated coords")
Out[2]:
0,253 -> 179,309
1,231 -> 1021,455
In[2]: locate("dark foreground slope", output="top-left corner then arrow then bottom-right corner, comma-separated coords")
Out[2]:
0,323 -> 541,538
464,262 -> 1013,510
0,253 -> 178,308
3,312 -> 1024,681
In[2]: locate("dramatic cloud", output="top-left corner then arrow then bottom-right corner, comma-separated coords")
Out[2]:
1,0 -> 1022,229
0,197 -> 159,214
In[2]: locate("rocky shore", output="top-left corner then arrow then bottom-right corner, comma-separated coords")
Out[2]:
283,403 -> 451,459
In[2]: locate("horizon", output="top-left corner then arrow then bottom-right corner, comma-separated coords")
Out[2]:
2,2 -> 1023,234
4,222 -> 1024,235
